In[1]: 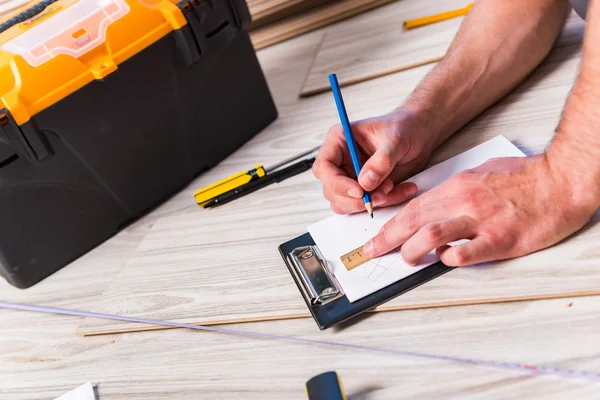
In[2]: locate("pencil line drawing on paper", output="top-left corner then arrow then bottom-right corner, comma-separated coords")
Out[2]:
361,251 -> 402,282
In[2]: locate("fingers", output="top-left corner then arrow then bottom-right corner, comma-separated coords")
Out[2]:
436,236 -> 495,267
378,182 -> 418,208
314,120 -> 420,215
377,178 -> 395,196
325,185 -> 391,214
314,125 -> 344,168
325,180 -> 417,215
363,202 -> 454,258
357,127 -> 412,192
313,127 -> 364,198
358,147 -> 399,192
400,217 -> 477,266
319,162 -> 364,198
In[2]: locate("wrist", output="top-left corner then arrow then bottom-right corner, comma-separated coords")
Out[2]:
395,68 -> 465,152
545,143 -> 600,217
547,72 -> 600,215
390,103 -> 441,156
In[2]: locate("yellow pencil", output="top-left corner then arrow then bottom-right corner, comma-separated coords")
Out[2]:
403,3 -> 474,30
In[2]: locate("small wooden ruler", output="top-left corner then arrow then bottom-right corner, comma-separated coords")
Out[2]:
340,245 -> 371,270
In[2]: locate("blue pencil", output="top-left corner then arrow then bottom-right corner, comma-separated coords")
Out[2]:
328,73 -> 374,218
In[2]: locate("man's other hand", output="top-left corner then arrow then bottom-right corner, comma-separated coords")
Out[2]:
363,155 -> 598,266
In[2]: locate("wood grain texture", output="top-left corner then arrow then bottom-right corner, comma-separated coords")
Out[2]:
302,54 -> 444,97
0,224 -> 148,308
300,0 -> 468,96
75,198 -> 600,336
341,245 -> 370,270
250,0 -> 399,50
2,11 -> 600,399
302,3 -> 583,97
299,0 -> 471,96
248,0 -> 336,29
78,290 -> 600,336
0,0 -> 30,19
5,297 -> 600,398
74,12 -> 600,337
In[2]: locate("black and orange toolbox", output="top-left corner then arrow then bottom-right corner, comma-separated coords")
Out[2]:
0,0 -> 277,288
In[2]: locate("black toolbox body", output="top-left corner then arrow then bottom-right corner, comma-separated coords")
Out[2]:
0,0 -> 277,288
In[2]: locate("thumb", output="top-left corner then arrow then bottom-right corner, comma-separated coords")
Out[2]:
358,147 -> 401,192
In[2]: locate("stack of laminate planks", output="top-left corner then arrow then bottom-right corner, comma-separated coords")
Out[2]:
248,0 -> 336,29
248,0 -> 401,50
0,0 -> 399,51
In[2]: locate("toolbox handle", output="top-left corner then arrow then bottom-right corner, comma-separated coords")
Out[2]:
175,0 -> 243,67
0,0 -> 60,35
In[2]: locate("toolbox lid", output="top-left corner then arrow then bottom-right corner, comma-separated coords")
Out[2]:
1,0 -> 130,68
0,0 -> 188,125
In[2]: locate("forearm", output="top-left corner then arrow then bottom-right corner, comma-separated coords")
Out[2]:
548,0 -> 600,212
401,0 -> 570,149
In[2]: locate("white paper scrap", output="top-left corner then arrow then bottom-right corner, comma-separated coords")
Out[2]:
55,382 -> 95,400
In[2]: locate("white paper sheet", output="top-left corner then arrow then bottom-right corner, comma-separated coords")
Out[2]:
55,382 -> 95,400
308,136 -> 526,302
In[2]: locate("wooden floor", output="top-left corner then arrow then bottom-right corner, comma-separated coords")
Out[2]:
300,0 -> 466,96
2,4 -> 600,399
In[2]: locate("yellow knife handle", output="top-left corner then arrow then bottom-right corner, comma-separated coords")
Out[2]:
194,164 -> 265,207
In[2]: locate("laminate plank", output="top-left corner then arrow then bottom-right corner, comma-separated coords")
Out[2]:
249,0 -> 337,29
0,0 -> 30,19
76,291 -> 600,336
299,2 -> 581,97
249,0 -> 399,50
0,224 -> 148,308
300,0 -> 467,96
4,297 -> 600,399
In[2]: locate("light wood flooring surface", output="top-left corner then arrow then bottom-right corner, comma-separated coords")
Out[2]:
300,0 -> 467,96
1,6 -> 600,399
300,1 -> 583,97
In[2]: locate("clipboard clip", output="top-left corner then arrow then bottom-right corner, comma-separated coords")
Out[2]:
288,245 -> 342,306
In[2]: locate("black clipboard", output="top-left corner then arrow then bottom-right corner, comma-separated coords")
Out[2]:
278,232 -> 453,330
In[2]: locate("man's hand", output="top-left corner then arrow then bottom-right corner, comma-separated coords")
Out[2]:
312,1 -> 570,216
363,155 -> 598,267
312,110 -> 434,214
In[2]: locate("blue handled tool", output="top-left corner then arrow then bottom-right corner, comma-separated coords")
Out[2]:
328,73 -> 374,218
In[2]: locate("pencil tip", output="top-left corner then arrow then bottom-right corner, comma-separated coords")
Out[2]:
365,201 -> 374,217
